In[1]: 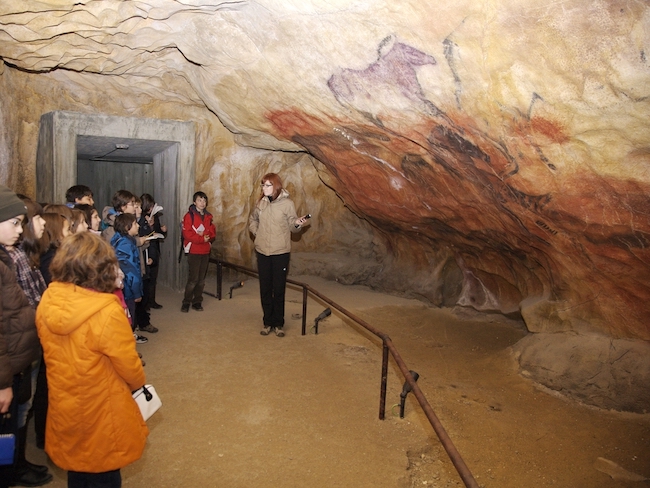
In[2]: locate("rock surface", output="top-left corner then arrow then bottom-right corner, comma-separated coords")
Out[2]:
1,1 -> 649,409
514,333 -> 650,412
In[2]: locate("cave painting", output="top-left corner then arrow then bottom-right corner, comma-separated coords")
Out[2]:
270,36 -> 650,341
328,35 -> 442,125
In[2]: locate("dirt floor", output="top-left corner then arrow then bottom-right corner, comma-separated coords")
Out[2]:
27,273 -> 650,487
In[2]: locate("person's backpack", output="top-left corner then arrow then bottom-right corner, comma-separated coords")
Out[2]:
178,209 -> 199,262
178,220 -> 185,263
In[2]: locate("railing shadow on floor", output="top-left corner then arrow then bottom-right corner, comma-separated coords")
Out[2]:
209,258 -> 479,488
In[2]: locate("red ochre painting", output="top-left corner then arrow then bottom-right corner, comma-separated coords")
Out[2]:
269,38 -> 650,341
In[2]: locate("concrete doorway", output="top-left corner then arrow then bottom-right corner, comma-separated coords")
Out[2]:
76,135 -> 177,212
35,111 -> 195,291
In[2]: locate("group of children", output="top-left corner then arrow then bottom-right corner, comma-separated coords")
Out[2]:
0,181 -> 224,488
46,185 -> 167,344
0,183 -> 167,488
95,187 -> 167,343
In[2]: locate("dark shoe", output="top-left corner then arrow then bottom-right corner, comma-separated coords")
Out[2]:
151,302 -> 163,309
134,334 -> 148,344
260,326 -> 272,336
274,328 -> 285,337
21,461 -> 48,475
13,426 -> 50,483
138,324 -> 158,333
191,303 -> 204,311
9,466 -> 53,487
181,303 -> 190,313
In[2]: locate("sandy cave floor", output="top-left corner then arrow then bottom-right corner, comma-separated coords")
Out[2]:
26,273 -> 650,487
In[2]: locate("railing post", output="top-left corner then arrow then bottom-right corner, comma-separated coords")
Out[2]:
379,340 -> 389,420
301,286 -> 308,335
216,260 -> 222,300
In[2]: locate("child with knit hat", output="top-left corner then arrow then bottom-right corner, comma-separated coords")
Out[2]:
0,185 -> 52,487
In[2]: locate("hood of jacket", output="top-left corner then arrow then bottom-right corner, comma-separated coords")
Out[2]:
257,188 -> 290,211
187,203 -> 212,218
110,231 -> 136,248
102,206 -> 118,226
39,282 -> 119,336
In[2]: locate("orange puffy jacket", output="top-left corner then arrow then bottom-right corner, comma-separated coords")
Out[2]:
36,282 -> 149,472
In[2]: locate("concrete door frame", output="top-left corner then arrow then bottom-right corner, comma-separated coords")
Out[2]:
36,110 -> 195,291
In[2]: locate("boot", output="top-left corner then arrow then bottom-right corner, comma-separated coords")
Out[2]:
8,426 -> 52,487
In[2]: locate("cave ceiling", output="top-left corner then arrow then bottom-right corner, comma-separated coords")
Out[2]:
1,0 -> 649,340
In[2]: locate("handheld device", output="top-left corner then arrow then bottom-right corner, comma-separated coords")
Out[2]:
295,213 -> 311,228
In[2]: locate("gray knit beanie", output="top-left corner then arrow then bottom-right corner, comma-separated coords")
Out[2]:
0,185 -> 27,222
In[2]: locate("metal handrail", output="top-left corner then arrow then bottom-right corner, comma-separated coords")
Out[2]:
210,258 -> 479,488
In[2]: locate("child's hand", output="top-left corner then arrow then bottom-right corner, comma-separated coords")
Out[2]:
114,265 -> 124,289
147,258 -> 153,265
160,224 -> 167,233
0,387 -> 13,414
135,297 -> 142,303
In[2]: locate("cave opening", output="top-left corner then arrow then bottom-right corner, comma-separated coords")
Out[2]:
34,111 -> 195,290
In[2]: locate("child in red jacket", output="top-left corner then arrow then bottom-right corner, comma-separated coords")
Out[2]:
181,192 -> 215,313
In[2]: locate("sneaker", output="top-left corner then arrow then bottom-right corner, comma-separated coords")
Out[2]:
138,324 -> 158,333
275,328 -> 285,337
181,303 -> 190,313
260,326 -> 272,336
135,334 -> 148,344
151,302 -> 163,309
192,303 -> 204,311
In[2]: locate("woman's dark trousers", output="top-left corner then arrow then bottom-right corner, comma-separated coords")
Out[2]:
256,251 -> 290,328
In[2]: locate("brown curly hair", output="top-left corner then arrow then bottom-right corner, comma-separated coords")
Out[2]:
49,232 -> 118,293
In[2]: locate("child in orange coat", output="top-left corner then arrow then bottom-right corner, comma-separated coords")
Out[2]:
36,232 -> 148,487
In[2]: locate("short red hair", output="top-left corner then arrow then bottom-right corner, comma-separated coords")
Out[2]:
260,173 -> 283,201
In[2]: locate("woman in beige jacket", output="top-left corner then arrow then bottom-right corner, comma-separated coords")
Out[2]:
249,173 -> 309,337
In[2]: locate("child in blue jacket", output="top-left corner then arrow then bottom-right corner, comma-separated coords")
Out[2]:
110,213 -> 143,338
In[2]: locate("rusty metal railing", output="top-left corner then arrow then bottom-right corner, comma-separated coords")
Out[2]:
210,258 -> 479,488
